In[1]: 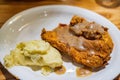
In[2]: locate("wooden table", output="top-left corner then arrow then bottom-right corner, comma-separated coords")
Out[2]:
0,0 -> 120,80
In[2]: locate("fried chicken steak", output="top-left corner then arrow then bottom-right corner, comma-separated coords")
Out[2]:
41,16 -> 113,68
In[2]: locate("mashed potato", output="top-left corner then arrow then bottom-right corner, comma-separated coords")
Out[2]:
4,40 -> 63,75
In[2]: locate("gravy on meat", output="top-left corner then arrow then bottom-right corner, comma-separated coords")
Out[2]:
53,23 -> 107,54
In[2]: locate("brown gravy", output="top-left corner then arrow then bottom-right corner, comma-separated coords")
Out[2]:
54,65 -> 66,75
54,65 -> 92,77
76,67 -> 92,77
54,26 -> 86,51
53,23 -> 106,54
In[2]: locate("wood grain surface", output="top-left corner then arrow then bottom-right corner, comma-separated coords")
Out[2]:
0,0 -> 120,80
0,0 -> 120,29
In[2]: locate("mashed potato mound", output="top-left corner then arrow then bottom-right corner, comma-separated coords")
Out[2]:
4,40 -> 63,75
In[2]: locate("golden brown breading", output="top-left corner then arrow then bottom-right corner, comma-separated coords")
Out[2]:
41,16 -> 113,68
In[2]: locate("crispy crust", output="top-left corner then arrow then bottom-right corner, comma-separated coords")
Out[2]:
41,16 -> 113,68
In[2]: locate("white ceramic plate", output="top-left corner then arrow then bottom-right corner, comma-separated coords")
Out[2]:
0,5 -> 120,80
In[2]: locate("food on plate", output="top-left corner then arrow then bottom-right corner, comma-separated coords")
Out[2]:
54,65 -> 66,75
76,67 -> 92,77
4,40 -> 63,75
41,15 -> 113,68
